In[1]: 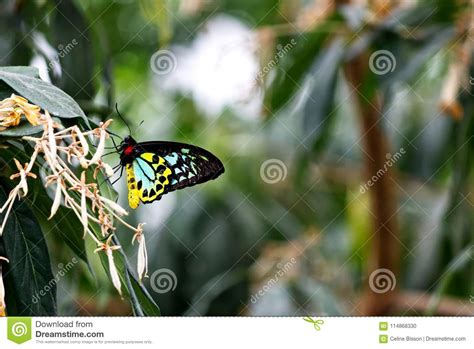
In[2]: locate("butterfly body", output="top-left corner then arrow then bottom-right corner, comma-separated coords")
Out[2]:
118,136 -> 224,209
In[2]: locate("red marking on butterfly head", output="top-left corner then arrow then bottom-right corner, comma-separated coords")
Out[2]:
120,136 -> 138,165
124,145 -> 134,156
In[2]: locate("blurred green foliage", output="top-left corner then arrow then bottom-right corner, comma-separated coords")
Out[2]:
0,0 -> 472,316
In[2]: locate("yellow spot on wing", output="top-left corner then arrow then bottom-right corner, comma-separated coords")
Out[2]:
141,153 -> 155,162
138,153 -> 172,202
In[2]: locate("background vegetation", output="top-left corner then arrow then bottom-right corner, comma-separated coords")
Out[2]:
0,0 -> 472,316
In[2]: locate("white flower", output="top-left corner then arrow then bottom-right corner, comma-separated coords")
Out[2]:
107,247 -> 122,296
49,180 -> 63,219
95,236 -> 122,296
45,111 -> 58,167
100,196 -> 129,216
89,120 -> 112,165
132,224 -> 148,282
9,158 -> 37,197
73,126 -> 89,158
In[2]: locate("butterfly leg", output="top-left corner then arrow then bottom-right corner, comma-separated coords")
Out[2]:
110,165 -> 124,186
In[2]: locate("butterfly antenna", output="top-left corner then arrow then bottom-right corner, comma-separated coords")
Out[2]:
91,131 -> 122,150
109,132 -> 122,150
108,130 -> 124,141
102,150 -> 119,157
115,103 -> 132,136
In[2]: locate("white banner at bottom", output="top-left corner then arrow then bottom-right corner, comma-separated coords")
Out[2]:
0,317 -> 472,348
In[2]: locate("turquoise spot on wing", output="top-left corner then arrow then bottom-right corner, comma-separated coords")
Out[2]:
182,148 -> 190,154
165,153 -> 178,166
135,158 -> 155,179
134,158 -> 155,190
171,178 -> 178,185
175,168 -> 182,174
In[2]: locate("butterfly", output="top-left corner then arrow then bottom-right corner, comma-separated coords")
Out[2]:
116,135 -> 224,209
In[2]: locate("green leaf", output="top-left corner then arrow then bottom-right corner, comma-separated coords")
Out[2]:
418,0 -> 467,24
128,273 -> 161,316
27,176 -> 90,266
214,0 -> 282,26
0,122 -> 43,137
52,2 -> 95,100
426,245 -> 473,315
0,143 -> 89,265
382,27 -> 455,87
0,66 -> 86,119
434,84 -> 474,296
0,179 -> 57,316
139,0 -> 173,47
97,235 -> 161,316
0,7 -> 33,67
0,81 -> 14,100
265,14 -> 342,113
184,269 -> 245,316
302,39 -> 345,151
0,66 -> 39,78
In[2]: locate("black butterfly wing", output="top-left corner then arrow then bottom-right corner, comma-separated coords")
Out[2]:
135,141 -> 225,197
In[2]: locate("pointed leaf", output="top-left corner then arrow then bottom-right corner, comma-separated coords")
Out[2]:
265,14 -> 342,112
0,123 -> 43,137
0,180 -> 57,316
97,235 -> 161,316
0,66 -> 39,78
52,2 -> 95,100
302,39 -> 345,151
0,66 -> 86,119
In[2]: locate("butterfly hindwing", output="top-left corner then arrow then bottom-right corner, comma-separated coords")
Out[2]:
127,142 -> 224,207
